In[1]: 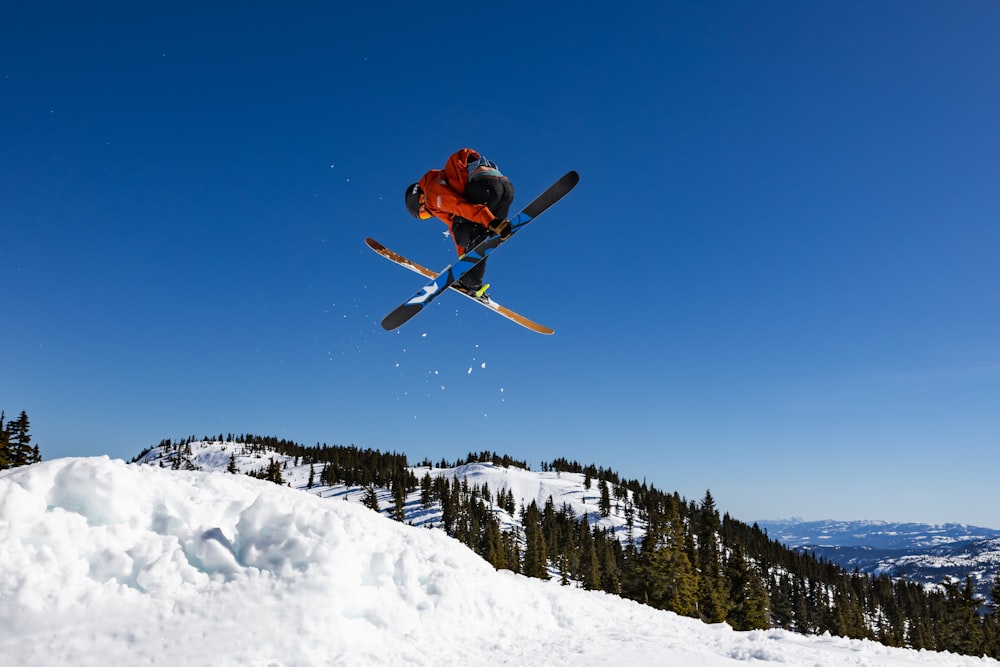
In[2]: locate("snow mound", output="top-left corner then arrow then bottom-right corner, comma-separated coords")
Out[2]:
0,457 -> 994,666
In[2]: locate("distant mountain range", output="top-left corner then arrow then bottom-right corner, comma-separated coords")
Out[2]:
756,518 -> 1000,600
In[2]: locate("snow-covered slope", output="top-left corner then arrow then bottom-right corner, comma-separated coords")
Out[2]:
133,440 -> 647,544
2,456 -> 997,666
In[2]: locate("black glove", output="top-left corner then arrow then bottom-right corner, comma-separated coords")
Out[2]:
488,218 -> 511,238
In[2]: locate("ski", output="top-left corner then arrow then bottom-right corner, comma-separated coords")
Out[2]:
366,238 -> 554,334
379,170 -> 578,331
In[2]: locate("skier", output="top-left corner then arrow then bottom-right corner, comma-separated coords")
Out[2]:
404,148 -> 514,296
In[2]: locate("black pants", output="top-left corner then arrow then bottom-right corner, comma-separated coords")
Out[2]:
453,176 -> 515,289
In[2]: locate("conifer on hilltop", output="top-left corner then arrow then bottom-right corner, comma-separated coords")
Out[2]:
0,410 -> 42,470
0,412 -> 9,470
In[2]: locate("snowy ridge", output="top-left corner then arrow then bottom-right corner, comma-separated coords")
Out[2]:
138,441 -> 1000,603
134,440 -> 648,545
2,454 -> 996,666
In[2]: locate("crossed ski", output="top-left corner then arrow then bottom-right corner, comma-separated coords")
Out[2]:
366,238 -> 553,334
373,171 -> 578,332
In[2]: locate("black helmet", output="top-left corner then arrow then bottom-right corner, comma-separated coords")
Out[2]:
405,183 -> 423,219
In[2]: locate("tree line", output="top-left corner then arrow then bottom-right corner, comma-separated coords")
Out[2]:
140,435 -> 1000,658
0,410 -> 42,470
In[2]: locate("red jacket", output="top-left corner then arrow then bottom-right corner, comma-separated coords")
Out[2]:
418,148 -> 498,255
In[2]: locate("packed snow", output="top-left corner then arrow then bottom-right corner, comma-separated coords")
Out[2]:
2,456 -> 997,666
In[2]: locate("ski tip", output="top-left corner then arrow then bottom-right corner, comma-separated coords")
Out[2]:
381,303 -> 423,331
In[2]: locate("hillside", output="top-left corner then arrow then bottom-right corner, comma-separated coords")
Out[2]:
129,437 -> 1000,659
134,439 -> 644,541
2,455 -> 997,666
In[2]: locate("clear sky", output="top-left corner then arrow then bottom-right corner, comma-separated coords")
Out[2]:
3,1 -> 998,526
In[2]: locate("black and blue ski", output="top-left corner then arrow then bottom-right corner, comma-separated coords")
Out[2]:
366,238 -> 554,334
379,170 -> 579,331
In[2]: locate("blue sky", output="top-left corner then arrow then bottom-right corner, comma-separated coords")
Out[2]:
3,1 -> 998,526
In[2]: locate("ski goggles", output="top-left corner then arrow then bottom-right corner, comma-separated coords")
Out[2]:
417,194 -> 433,220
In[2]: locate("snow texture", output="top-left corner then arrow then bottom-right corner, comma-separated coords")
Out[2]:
1,456 -> 997,666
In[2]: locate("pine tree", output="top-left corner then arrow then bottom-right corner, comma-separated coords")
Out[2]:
503,488 -> 516,515
769,574 -> 794,630
597,531 -> 623,595
0,411 -> 10,470
624,502 -> 635,548
791,578 -> 811,634
265,458 -> 284,485
830,583 -> 866,639
362,485 -> 380,512
621,501 -> 698,617
696,490 -> 729,623
598,478 -> 611,518
521,501 -> 549,580
578,515 -> 601,590
982,577 -> 1000,658
989,573 -> 1000,616
939,576 -> 985,655
420,472 -> 433,510
664,498 -> 699,616
440,479 -> 457,533
725,546 -> 770,630
501,529 -> 520,575
447,479 -> 463,536
481,513 -> 507,570
7,411 -> 35,467
391,477 -> 407,521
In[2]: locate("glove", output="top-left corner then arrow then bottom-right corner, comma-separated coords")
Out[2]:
488,218 -> 511,238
